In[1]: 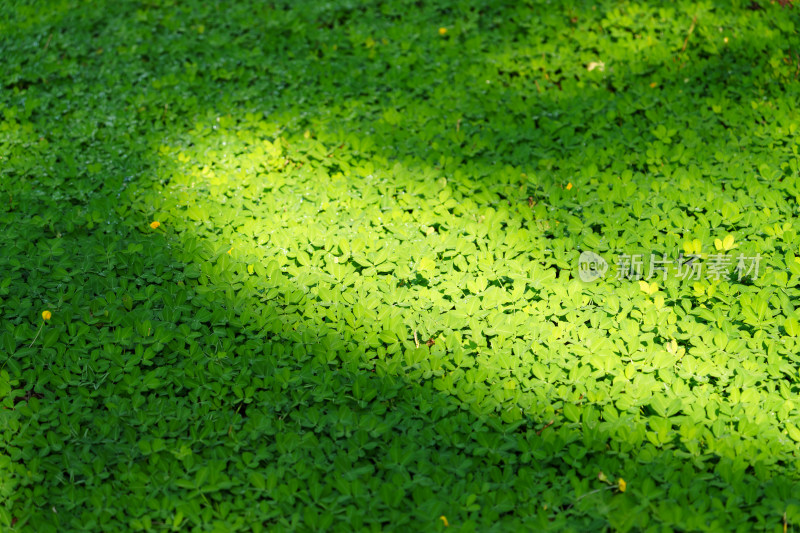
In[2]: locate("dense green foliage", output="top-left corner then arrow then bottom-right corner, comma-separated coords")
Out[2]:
2,0 -> 800,530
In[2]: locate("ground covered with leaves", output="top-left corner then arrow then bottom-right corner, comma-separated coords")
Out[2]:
2,0 -> 800,531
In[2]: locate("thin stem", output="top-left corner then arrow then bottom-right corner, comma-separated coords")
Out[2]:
560,485 -> 615,514
29,321 -> 44,348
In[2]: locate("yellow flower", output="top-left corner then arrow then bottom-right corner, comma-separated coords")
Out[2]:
439,515 -> 449,527
566,182 -> 573,190
227,247 -> 233,255
150,221 -> 161,229
649,82 -> 658,88
618,478 -> 627,492
42,310 -> 52,321
439,27 -> 447,35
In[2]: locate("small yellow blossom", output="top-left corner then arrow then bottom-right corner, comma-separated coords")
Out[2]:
649,82 -> 658,88
439,27 -> 448,35
227,247 -> 233,255
566,182 -> 573,190
42,310 -> 52,321
618,478 -> 627,492
150,221 -> 161,229
439,515 -> 449,527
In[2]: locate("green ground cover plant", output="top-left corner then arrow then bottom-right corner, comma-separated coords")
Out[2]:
2,0 -> 800,530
